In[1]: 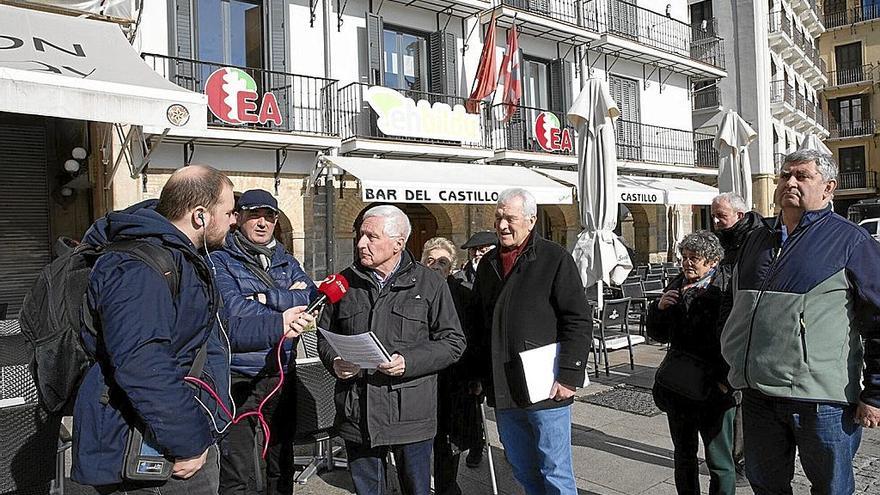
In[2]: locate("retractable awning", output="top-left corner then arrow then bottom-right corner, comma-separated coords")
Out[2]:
0,4 -> 206,130
534,168 -> 718,205
318,156 -> 573,204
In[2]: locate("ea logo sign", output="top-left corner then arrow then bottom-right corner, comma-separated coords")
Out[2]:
205,68 -> 283,126
533,112 -> 574,152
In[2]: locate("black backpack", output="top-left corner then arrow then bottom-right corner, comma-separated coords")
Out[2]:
18,239 -> 180,414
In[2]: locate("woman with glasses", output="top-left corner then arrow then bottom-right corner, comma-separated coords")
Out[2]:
647,230 -> 735,495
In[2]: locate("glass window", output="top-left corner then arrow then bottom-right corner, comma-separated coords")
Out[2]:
522,58 -> 550,110
196,0 -> 263,68
839,146 -> 866,173
383,27 -> 428,92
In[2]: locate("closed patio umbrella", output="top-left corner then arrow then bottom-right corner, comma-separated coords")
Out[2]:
714,109 -> 757,209
799,133 -> 833,156
567,79 -> 632,301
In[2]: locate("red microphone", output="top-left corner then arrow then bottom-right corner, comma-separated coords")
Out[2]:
305,274 -> 349,313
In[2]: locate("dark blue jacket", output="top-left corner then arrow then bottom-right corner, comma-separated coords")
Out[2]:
71,201 -> 283,486
213,232 -> 316,376
721,206 -> 880,406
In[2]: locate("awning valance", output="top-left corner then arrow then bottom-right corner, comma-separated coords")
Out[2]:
534,168 -> 719,205
0,4 -> 206,130
318,156 -> 573,204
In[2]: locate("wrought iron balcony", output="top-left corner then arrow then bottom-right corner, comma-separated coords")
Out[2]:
769,10 -> 792,37
615,119 -> 718,168
692,85 -> 721,110
142,53 -> 338,136
828,119 -> 877,139
825,4 -> 880,27
501,0 -> 583,26
337,83 -> 491,148
587,0 -> 725,69
837,171 -> 877,190
828,64 -> 875,86
770,80 -> 795,106
490,104 -> 575,156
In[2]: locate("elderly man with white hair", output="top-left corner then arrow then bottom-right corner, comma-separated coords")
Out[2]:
469,188 -> 591,495
317,205 -> 466,495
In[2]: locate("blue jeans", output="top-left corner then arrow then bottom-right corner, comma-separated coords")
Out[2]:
742,391 -> 861,495
495,405 -> 577,495
345,438 -> 433,495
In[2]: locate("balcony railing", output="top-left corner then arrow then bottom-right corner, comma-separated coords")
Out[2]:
769,10 -> 793,37
502,0 -> 584,26
337,83 -> 491,148
615,119 -> 717,168
828,119 -> 877,139
491,104 -> 576,155
825,5 -> 880,27
142,53 -> 338,136
692,85 -> 721,110
805,100 -> 815,120
770,80 -> 795,106
828,64 -> 875,86
774,152 -> 787,172
796,92 -> 805,114
585,0 -> 725,69
838,171 -> 877,190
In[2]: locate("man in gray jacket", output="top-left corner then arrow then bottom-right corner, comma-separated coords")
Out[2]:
318,205 -> 466,495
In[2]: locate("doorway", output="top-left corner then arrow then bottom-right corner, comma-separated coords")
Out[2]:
353,203 -> 438,262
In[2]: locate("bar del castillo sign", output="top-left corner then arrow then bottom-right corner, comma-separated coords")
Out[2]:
533,112 -> 573,152
205,68 -> 282,126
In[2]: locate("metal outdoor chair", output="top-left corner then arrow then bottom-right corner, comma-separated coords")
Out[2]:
620,283 -> 647,337
645,272 -> 664,282
590,298 -> 634,377
642,279 -> 664,292
292,331 -> 347,484
636,266 -> 648,280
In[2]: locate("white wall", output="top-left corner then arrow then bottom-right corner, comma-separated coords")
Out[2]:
149,143 -> 317,175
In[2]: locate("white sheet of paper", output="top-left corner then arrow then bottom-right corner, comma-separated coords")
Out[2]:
319,328 -> 392,368
519,343 -> 589,404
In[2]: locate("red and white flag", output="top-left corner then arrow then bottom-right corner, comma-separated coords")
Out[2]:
467,14 -> 499,114
496,24 -> 521,122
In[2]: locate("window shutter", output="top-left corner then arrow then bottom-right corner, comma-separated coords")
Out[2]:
366,13 -> 384,85
429,31 -> 458,97
415,38 -> 429,93
173,0 -> 194,85
549,58 -> 572,114
266,0 -> 290,124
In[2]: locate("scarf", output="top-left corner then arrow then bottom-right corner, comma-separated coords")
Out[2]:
234,230 -> 276,271
681,267 -> 716,295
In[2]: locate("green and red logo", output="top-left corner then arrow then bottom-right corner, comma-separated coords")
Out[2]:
205,68 -> 283,126
533,112 -> 573,152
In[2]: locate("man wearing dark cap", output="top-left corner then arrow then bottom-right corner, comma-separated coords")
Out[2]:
213,189 -> 317,495
453,231 -> 497,289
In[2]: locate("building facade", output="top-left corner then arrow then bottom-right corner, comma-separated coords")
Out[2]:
690,0 -> 826,215
818,0 -> 880,218
0,0 -> 728,314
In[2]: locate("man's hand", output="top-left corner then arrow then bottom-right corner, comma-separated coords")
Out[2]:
172,448 -> 208,479
377,353 -> 406,377
855,401 -> 880,428
281,306 -> 315,338
333,357 -> 361,379
289,281 -> 308,290
549,381 -> 576,401
657,289 -> 680,311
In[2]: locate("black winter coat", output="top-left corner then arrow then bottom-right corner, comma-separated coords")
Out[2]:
647,273 -> 734,415
714,211 -> 764,294
317,251 -> 466,447
470,233 -> 591,411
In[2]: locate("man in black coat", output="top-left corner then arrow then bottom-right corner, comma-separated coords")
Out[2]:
711,191 -> 763,487
470,188 -> 591,495
317,205 -> 466,495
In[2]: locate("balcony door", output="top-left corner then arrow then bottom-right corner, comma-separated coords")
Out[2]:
838,146 -> 866,189
382,27 -> 429,94
609,75 -> 641,161
833,96 -> 867,136
610,0 -> 639,40
196,0 -> 263,69
835,42 -> 863,85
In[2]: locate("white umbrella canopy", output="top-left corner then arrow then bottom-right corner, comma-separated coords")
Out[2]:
666,204 -> 686,262
799,133 -> 833,156
567,79 -> 632,289
714,109 -> 757,208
